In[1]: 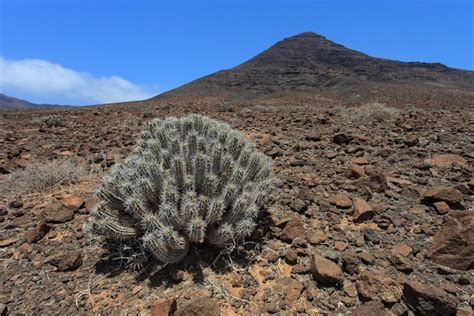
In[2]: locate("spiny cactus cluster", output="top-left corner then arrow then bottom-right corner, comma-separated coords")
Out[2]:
85,114 -> 273,263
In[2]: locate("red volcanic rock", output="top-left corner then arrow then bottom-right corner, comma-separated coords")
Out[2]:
402,280 -> 459,315
428,211 -> 474,270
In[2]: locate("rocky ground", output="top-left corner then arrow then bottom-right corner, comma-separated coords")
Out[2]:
0,101 -> 473,315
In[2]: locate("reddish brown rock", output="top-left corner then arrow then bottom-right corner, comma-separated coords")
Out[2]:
24,222 -> 50,243
62,192 -> 84,211
280,216 -> 305,242
292,262 -> 312,274
311,254 -> 344,285
352,157 -> 369,165
151,298 -> 177,316
343,279 -> 358,298
18,242 -> 33,254
334,241 -> 348,251
47,251 -> 83,271
356,271 -> 403,304
174,297 -> 219,316
424,154 -> 467,168
428,211 -> 474,270
346,164 -> 364,179
328,193 -> 352,208
0,237 -> 19,247
304,131 -> 321,141
349,300 -> 386,316
422,187 -> 463,205
433,201 -> 451,214
283,279 -> 305,305
42,202 -> 74,223
83,194 -> 99,214
391,243 -> 413,257
352,197 -> 375,222
308,231 -> 327,244
402,280 -> 459,315
456,306 -> 473,316
366,168 -> 388,193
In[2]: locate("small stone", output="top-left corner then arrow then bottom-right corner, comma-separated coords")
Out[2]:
83,195 -> 99,214
326,151 -> 338,159
389,253 -> 413,273
353,157 -> 369,165
266,302 -> 279,314
174,297 -> 219,316
48,251 -> 83,271
18,242 -> 33,254
424,154 -> 467,168
42,202 -> 74,223
433,201 -> 450,214
292,237 -> 308,248
24,222 -> 50,243
151,298 -> 177,316
356,271 -> 403,304
364,229 -> 380,244
391,243 -> 413,257
311,254 -> 344,286
9,201 -> 23,209
334,241 -> 348,251
132,285 -> 143,295
283,249 -> 298,265
358,250 -> 375,264
292,262 -> 312,274
333,133 -> 351,145
350,300 -> 385,316
62,192 -> 84,211
283,279 -> 304,305
280,217 -> 305,242
343,279 -> 358,298
345,164 -> 364,179
309,231 -> 327,244
0,237 -> 19,247
352,197 -> 375,222
304,131 -> 321,141
328,193 -> 352,208
342,252 -> 360,275
456,306 -> 473,316
440,282 -> 458,295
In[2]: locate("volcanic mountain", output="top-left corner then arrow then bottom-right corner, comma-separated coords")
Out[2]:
0,94 -> 65,110
154,32 -> 474,108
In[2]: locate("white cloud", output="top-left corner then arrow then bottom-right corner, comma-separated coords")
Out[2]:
0,57 -> 156,104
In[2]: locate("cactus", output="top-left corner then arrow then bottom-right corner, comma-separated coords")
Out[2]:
85,114 -> 273,263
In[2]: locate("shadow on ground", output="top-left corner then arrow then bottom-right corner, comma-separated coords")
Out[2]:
93,209 -> 275,288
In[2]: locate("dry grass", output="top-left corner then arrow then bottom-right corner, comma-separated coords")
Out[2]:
1,159 -> 87,197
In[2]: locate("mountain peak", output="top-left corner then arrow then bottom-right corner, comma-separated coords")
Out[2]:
155,32 -> 474,107
288,31 -> 325,38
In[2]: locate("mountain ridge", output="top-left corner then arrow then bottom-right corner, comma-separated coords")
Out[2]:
0,94 -> 66,110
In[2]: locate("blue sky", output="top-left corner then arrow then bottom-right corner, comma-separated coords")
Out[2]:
0,0 -> 472,105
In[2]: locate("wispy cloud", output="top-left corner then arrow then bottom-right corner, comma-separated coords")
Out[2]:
0,57 -> 156,104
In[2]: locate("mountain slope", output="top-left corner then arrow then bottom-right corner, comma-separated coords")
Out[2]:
0,94 -> 65,110
154,32 -> 474,108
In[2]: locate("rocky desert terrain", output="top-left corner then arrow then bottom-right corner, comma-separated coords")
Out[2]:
0,100 -> 473,315
0,32 -> 473,315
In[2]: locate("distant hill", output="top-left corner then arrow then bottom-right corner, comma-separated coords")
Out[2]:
153,32 -> 474,108
0,94 -> 66,110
